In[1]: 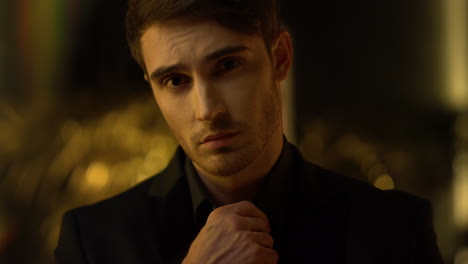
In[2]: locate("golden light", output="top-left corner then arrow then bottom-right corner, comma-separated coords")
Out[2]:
85,162 -> 110,189
455,247 -> 468,264
454,114 -> 468,230
454,151 -> 468,229
374,174 -> 395,190
445,0 -> 467,110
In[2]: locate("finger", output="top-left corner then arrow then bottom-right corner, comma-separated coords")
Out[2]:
241,216 -> 271,233
249,245 -> 279,264
224,201 -> 270,226
261,247 -> 279,264
245,231 -> 274,248
219,214 -> 270,233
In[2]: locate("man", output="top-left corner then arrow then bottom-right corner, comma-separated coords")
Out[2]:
55,0 -> 444,263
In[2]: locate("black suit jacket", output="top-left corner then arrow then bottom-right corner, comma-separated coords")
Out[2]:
55,146 -> 444,263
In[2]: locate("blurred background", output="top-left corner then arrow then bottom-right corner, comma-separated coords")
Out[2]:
0,0 -> 467,263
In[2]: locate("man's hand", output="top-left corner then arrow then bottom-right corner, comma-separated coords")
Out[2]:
182,201 -> 278,264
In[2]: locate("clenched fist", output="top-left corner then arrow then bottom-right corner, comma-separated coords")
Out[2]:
182,201 -> 278,264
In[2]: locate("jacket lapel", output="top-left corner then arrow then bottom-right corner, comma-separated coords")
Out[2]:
147,147 -> 197,263
273,149 -> 350,263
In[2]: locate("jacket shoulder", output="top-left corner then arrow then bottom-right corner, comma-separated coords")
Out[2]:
300,161 -> 443,263
301,159 -> 427,209
75,175 -> 156,216
55,173 -> 167,263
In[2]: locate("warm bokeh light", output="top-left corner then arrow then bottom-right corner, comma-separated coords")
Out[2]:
454,115 -> 468,229
0,95 -> 178,262
300,120 -> 394,188
454,153 -> 468,228
374,174 -> 395,190
445,0 -> 467,111
455,247 -> 468,264
85,162 -> 110,189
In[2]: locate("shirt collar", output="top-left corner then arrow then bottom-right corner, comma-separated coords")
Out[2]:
185,156 -> 214,218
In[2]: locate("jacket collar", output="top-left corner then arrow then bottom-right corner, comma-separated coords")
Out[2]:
147,147 -> 186,198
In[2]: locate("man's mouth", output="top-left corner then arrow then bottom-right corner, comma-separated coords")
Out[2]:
200,131 -> 239,149
202,131 -> 236,143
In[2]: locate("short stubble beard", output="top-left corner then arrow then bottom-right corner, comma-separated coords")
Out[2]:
181,84 -> 282,178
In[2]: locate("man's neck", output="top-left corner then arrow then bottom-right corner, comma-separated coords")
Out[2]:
193,132 -> 284,206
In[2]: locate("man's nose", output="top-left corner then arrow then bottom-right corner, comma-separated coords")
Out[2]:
192,79 -> 226,121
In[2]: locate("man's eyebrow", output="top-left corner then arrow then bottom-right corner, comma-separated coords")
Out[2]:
204,45 -> 250,62
149,46 -> 249,81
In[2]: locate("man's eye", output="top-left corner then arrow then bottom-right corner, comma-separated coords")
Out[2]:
222,59 -> 240,70
163,75 -> 190,89
216,58 -> 242,75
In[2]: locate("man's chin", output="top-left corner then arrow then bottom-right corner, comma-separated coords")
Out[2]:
193,150 -> 253,177
203,146 -> 236,155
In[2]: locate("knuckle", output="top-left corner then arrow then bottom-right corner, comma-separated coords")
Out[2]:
248,245 -> 278,264
256,219 -> 269,232
241,231 -> 254,241
265,233 -> 274,245
251,244 -> 264,255
262,248 -> 279,263
226,214 -> 241,229
208,206 -> 227,220
240,200 -> 255,208
206,210 -> 220,222
272,250 -> 279,260
269,250 -> 279,263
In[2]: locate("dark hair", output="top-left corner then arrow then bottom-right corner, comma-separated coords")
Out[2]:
125,0 -> 281,71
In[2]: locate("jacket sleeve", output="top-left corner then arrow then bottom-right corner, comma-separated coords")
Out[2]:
54,210 -> 88,264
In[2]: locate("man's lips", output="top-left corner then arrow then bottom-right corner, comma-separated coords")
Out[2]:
199,131 -> 239,149
201,131 -> 238,144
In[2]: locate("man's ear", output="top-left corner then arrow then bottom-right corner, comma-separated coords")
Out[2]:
144,74 -> 149,83
271,30 -> 293,81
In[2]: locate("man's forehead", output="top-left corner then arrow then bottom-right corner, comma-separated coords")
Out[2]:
140,19 -> 262,71
142,21 -> 219,53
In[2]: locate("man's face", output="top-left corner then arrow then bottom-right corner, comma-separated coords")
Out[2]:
140,19 -> 290,177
